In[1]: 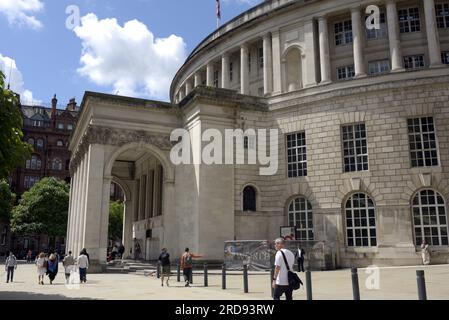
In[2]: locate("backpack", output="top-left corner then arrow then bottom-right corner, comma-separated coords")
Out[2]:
280,250 -> 303,291
185,253 -> 193,266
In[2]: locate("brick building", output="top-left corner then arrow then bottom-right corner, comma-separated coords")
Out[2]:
8,96 -> 79,258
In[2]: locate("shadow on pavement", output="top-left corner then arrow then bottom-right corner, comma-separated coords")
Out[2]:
0,291 -> 98,300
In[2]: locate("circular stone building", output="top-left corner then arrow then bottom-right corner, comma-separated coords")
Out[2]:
67,0 -> 449,271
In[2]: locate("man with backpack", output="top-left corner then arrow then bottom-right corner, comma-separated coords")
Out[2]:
180,248 -> 202,287
158,248 -> 171,287
5,252 -> 18,283
272,238 -> 295,300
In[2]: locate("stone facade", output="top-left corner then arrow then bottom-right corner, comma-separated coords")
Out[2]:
67,0 -> 449,270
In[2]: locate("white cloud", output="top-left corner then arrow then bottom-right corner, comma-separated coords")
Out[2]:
0,0 -> 44,30
0,54 -> 38,103
73,13 -> 187,101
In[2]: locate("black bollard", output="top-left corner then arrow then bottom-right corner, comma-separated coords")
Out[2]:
416,270 -> 427,300
190,264 -> 193,284
204,264 -> 208,287
222,263 -> 226,290
306,268 -> 312,300
177,263 -> 181,282
351,268 -> 360,300
156,261 -> 161,279
270,267 -> 275,298
243,264 -> 249,293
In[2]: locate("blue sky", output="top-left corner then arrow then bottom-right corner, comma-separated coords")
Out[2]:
0,0 -> 262,107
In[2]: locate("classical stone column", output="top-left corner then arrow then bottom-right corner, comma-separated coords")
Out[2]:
145,171 -> 153,219
386,0 -> 404,71
304,19 -> 318,87
67,167 -> 79,253
263,33 -> 273,95
194,72 -> 202,87
73,159 -> 83,257
424,0 -> 443,67
240,44 -> 249,95
122,198 -> 133,259
206,62 -> 214,87
179,87 -> 185,101
139,175 -> 146,221
271,30 -> 282,94
318,16 -> 332,83
77,153 -> 88,257
152,165 -> 161,216
185,80 -> 192,96
221,53 -> 230,89
351,7 -> 366,77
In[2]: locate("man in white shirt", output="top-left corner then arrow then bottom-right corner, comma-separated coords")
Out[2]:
77,252 -> 89,283
272,238 -> 295,300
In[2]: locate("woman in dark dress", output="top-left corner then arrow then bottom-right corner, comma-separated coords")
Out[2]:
46,253 -> 59,284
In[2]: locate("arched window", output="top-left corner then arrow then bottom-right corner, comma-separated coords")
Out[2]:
345,193 -> 377,247
27,138 -> 35,146
288,197 -> 313,240
36,139 -> 44,149
57,140 -> 64,147
26,155 -> 41,170
412,190 -> 448,246
52,158 -> 62,171
243,186 -> 256,211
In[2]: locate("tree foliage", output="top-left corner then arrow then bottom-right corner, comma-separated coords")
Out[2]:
0,179 -> 15,222
11,177 -> 69,237
109,200 -> 124,242
0,71 -> 32,180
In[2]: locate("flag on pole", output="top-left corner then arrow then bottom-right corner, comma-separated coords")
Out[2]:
216,0 -> 221,20
216,0 -> 221,28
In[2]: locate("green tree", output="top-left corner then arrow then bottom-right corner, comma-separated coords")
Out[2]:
0,179 -> 15,222
109,200 -> 124,242
0,71 -> 32,180
11,177 -> 69,237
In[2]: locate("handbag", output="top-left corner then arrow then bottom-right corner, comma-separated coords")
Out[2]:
280,250 -> 303,290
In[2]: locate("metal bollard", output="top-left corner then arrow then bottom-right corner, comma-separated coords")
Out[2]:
270,267 -> 275,298
204,264 -> 208,287
306,268 -> 313,300
416,270 -> 427,300
222,264 -> 226,290
156,262 -> 161,279
243,264 -> 249,293
177,263 -> 181,282
190,264 -> 193,284
351,268 -> 360,300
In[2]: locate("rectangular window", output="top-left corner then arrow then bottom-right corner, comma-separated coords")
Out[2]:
408,117 -> 439,167
57,123 -> 65,130
366,12 -> 387,39
398,7 -> 421,33
286,132 -> 307,178
335,20 -> 353,46
258,47 -> 264,69
442,51 -> 449,64
213,70 -> 219,88
436,3 -> 449,28
368,59 -> 390,75
337,65 -> 355,80
24,176 -> 40,189
404,54 -> 425,69
342,123 -> 369,172
67,124 -> 73,131
229,62 -> 233,82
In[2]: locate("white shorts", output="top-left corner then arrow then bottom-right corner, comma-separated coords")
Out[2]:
37,268 -> 46,276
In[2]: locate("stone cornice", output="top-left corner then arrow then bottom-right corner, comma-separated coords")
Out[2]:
69,126 -> 174,174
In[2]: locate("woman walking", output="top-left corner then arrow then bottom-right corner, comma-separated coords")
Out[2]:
158,248 -> 171,287
36,253 -> 47,285
46,254 -> 59,284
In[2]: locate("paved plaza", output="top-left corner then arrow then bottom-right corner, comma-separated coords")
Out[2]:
1,263 -> 449,300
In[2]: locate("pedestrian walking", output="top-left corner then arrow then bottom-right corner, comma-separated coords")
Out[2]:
46,254 -> 59,284
5,252 -> 18,283
36,252 -> 47,285
272,238 -> 295,300
63,251 -> 75,284
180,248 -> 202,287
77,251 -> 89,283
158,248 -> 171,287
421,240 -> 431,265
118,243 -> 125,259
81,248 -> 90,263
26,250 -> 32,263
295,247 -> 306,272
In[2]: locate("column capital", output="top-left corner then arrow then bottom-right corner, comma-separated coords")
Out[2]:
317,15 -> 328,22
350,5 -> 362,14
240,43 -> 249,52
221,52 -> 230,59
